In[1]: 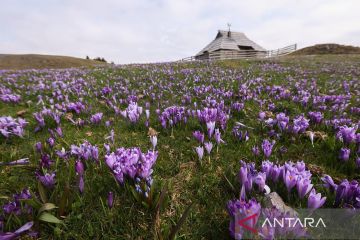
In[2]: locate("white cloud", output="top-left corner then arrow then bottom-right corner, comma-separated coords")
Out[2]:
0,0 -> 359,63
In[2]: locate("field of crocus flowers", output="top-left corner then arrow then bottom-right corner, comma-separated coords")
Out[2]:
0,55 -> 359,239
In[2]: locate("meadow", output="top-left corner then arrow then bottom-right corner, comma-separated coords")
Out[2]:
0,55 -> 359,239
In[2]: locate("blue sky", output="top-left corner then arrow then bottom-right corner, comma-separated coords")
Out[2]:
1,0 -> 359,63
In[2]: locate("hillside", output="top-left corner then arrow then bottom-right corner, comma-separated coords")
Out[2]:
1,55 -> 359,239
0,54 -> 107,70
291,43 -> 360,55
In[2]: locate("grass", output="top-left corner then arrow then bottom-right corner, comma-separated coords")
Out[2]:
0,54 -> 359,239
0,54 -> 107,70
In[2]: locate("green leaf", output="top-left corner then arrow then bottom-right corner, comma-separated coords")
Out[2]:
38,212 -> 62,224
19,198 -> 42,209
168,203 -> 193,240
129,185 -> 142,203
154,184 -> 168,214
38,181 -> 48,203
58,185 -> 70,216
38,203 -> 58,215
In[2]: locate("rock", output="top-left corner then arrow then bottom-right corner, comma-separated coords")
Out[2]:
264,192 -> 297,217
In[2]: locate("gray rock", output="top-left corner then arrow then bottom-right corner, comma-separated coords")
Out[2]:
264,192 -> 298,216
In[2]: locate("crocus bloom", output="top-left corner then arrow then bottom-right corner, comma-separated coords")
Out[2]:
195,146 -> 204,161
227,198 -> 261,239
284,170 -> 297,192
308,111 -> 323,124
252,146 -> 260,156
90,112 -> 103,124
295,161 -> 306,172
47,137 -> 55,148
253,172 -> 266,192
107,192 -> 114,208
193,131 -> 204,144
40,154 -> 53,169
35,142 -> 42,153
292,115 -> 310,134
214,128 -> 225,144
36,172 -> 56,189
0,158 -> 29,166
150,135 -> 157,150
75,160 -> 84,176
276,113 -> 289,131
321,175 -> 337,191
339,148 -> 350,161
336,126 -> 357,145
206,121 -> 216,138
261,139 -> 275,158
204,142 -> 213,154
0,221 -> 34,240
297,178 -> 313,199
307,189 -> 326,209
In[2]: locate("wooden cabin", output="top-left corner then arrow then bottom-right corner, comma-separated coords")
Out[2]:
195,30 -> 266,60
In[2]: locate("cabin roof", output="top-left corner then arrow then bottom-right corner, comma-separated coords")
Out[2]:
196,30 -> 266,56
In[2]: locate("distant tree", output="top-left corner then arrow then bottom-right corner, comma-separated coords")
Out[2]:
93,57 -> 107,63
86,56 -> 90,60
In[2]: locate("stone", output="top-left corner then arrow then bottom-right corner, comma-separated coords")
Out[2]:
264,192 -> 297,217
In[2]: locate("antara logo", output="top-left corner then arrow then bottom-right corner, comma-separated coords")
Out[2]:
261,217 -> 326,228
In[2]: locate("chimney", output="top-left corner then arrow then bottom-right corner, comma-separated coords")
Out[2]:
227,23 -> 231,37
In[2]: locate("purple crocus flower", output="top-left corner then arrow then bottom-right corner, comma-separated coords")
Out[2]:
253,172 -> 266,192
308,111 -> 323,124
36,172 -> 56,189
270,165 -> 282,182
75,160 -> 85,176
47,137 -> 55,148
296,178 -> 313,199
90,112 -> 103,124
150,135 -> 157,150
276,113 -> 289,131
292,115 -> 310,134
261,139 -> 275,158
339,148 -> 350,161
40,154 -> 53,169
0,158 -> 29,166
35,142 -> 42,153
284,170 -> 297,192
295,161 -> 306,172
336,126 -> 357,145
321,175 -> 337,191
206,121 -> 215,138
214,128 -> 225,144
0,221 -> 34,240
307,189 -> 326,209
204,142 -> 213,154
252,146 -> 260,156
55,126 -> 63,138
195,146 -> 204,161
105,147 -> 158,184
227,198 -> 261,239
192,131 -> 204,143
107,192 -> 114,208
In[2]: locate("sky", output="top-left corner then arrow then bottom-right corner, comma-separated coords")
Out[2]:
1,0 -> 359,64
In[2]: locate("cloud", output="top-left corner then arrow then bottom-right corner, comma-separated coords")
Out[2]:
0,0 -> 359,63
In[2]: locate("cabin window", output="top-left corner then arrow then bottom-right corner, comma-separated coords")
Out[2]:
238,45 -> 254,50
